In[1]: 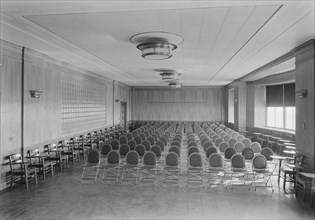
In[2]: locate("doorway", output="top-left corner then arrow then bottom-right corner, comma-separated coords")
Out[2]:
120,101 -> 127,131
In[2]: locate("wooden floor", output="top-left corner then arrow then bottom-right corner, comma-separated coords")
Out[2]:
1,161 -> 314,220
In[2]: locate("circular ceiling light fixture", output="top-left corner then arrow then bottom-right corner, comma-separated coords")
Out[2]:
169,81 -> 182,89
159,70 -> 182,82
130,32 -> 183,60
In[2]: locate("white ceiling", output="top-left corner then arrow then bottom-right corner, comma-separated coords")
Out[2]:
1,0 -> 314,86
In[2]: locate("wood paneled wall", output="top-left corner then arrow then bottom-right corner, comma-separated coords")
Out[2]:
131,87 -> 225,122
0,40 -> 130,190
0,41 -> 22,190
23,48 -> 114,146
294,40 -> 315,168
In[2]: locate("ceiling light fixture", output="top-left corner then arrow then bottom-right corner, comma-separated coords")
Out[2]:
160,70 -> 182,82
169,81 -> 182,89
130,32 -> 183,60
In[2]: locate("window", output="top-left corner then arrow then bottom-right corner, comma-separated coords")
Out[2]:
266,83 -> 295,130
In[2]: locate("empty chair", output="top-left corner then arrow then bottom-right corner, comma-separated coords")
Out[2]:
173,137 -> 182,144
236,135 -> 245,143
27,148 -> 54,180
212,135 -> 220,143
224,147 -> 236,161
127,140 -> 136,151
8,153 -> 38,189
219,142 -> 229,154
119,135 -> 128,144
119,144 -> 130,160
126,133 -> 133,141
215,138 -> 224,148
242,147 -> 254,161
232,132 -> 239,139
110,139 -> 120,150
121,151 -> 140,185
134,136 -> 142,145
188,146 -> 199,156
200,138 -> 209,147
242,138 -> 252,148
207,153 -> 226,188
100,144 -> 112,162
188,141 -> 198,149
169,146 -> 181,157
81,149 -> 100,182
159,136 -> 168,147
155,140 -> 165,151
102,150 -> 120,182
224,135 -> 231,143
147,136 -> 155,145
140,133 -> 146,141
142,140 -> 151,151
228,139 -> 237,148
229,154 -> 248,189
162,152 -> 180,186
187,153 -> 204,187
251,142 -> 261,154
234,142 -> 245,153
131,130 -> 139,138
139,151 -> 158,186
171,141 -> 181,148
203,141 -> 213,152
251,155 -> 274,192
135,144 -> 146,158
260,148 -> 273,160
205,146 -> 218,159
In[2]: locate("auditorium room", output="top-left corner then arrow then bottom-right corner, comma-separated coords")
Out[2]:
0,0 -> 315,219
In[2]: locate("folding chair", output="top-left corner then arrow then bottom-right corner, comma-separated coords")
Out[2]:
119,135 -> 128,144
135,144 -> 146,159
251,155 -> 274,192
228,154 -> 249,189
207,153 -> 226,189
242,138 -> 252,148
110,139 -> 120,150
228,138 -> 237,148
251,142 -> 261,154
219,142 -> 229,154
127,140 -> 136,150
162,152 -> 180,187
102,150 -> 121,183
139,152 -> 159,186
119,144 -> 130,160
142,140 -> 151,151
169,146 -> 180,157
121,151 -> 140,185
187,153 -> 204,187
81,150 -> 101,182
234,142 -> 245,153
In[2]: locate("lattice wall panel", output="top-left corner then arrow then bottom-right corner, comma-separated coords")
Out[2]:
61,74 -> 106,134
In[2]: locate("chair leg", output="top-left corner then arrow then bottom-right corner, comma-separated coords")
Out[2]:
283,172 -> 286,190
25,173 -> 29,189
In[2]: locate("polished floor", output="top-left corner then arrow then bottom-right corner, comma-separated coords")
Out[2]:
1,159 -> 314,220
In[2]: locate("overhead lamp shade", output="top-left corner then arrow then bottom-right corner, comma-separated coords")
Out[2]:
160,71 -> 181,81
137,42 -> 176,60
169,81 -> 182,89
130,32 -> 183,60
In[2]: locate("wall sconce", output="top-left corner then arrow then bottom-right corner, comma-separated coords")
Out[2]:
115,98 -> 120,103
30,90 -> 43,98
295,90 -> 307,98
